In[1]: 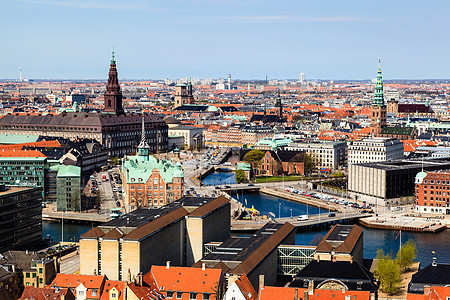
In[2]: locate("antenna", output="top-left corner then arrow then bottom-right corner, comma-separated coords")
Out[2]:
19,66 -> 22,82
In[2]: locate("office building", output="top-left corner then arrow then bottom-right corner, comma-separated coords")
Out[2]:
123,119 -> 184,208
348,137 -> 404,165
0,186 -> 42,253
79,196 -> 230,281
286,141 -> 347,170
414,170 -> 450,215
348,158 -> 450,206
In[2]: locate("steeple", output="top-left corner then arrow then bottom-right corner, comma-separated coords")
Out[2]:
137,115 -> 150,159
104,49 -> 124,115
276,90 -> 283,118
372,58 -> 385,107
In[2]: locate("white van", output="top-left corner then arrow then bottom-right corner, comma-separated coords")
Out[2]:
297,215 -> 309,221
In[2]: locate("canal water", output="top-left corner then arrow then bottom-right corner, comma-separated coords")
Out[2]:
43,171 -> 450,267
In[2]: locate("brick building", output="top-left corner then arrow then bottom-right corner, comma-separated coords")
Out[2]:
414,170 -> 450,215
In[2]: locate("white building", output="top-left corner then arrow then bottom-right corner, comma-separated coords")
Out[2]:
165,118 -> 203,150
285,141 -> 347,171
348,138 -> 404,165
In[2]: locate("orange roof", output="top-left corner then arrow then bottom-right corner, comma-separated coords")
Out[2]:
233,274 -> 257,300
100,280 -> 125,300
49,274 -> 107,299
259,286 -> 371,300
127,283 -> 163,300
0,149 -> 46,157
19,286 -> 74,300
145,265 -> 223,294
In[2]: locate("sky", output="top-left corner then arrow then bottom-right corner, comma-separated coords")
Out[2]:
1,0 -> 450,80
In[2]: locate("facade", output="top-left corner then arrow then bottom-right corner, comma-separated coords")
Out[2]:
173,81 -> 195,108
241,125 -> 273,147
0,54 -> 168,157
414,171 -> 450,215
0,186 -> 43,253
258,150 -> 305,176
0,250 -> 56,289
66,93 -> 86,105
348,137 -> 404,165
123,121 -> 184,208
52,165 -> 81,212
285,141 -> 347,170
79,196 -> 230,281
0,151 -> 46,189
348,158 -> 450,206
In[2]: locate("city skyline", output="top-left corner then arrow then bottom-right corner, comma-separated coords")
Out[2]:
2,0 -> 450,80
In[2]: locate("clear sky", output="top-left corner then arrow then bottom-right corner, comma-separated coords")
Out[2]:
2,0 -> 450,80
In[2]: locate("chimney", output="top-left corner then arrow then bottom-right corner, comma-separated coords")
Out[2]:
138,272 -> 143,286
166,261 -> 171,269
294,288 -> 298,300
303,290 -> 309,300
202,263 -> 206,271
93,269 -> 97,276
60,294 -> 65,300
432,257 -> 437,266
127,269 -> 131,283
259,275 -> 265,291
308,280 -> 314,296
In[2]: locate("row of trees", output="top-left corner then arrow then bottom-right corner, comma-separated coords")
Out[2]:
374,239 -> 417,294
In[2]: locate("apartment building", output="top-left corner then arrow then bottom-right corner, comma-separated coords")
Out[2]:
348,137 -> 403,165
285,141 -> 347,171
414,170 -> 450,215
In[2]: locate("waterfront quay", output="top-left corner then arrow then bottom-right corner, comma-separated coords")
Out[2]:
231,210 -> 369,232
360,215 -> 447,232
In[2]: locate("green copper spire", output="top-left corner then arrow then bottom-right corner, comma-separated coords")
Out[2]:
111,48 -> 116,64
373,58 -> 385,107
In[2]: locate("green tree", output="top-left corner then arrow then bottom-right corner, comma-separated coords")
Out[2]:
243,149 -> 265,164
374,249 -> 401,294
111,157 -> 120,165
304,154 -> 315,175
396,239 -> 417,272
235,169 -> 248,183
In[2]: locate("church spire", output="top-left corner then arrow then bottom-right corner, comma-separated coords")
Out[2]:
373,58 -> 385,107
137,115 -> 150,158
104,50 -> 124,115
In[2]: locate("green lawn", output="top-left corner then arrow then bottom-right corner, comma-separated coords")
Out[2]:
255,176 -> 305,183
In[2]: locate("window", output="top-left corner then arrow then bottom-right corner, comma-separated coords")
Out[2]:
79,290 -> 85,296
39,268 -> 43,273
39,278 -> 43,284
176,291 -> 183,299
203,293 -> 210,300
92,289 -> 97,296
167,291 -> 174,298
26,273 -> 30,278
190,292 -> 197,299
32,273 -> 36,278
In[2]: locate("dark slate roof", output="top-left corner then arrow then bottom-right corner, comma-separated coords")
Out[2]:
408,263 -> 450,294
380,126 -> 414,135
291,260 -> 378,292
249,114 -> 286,123
173,105 -> 210,112
0,112 -> 164,128
416,132 -> 433,140
398,104 -> 432,113
220,106 -> 238,112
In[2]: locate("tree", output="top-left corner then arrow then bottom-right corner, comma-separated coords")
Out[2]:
304,154 -> 315,175
396,239 -> 417,272
111,157 -> 120,165
374,249 -> 401,294
243,149 -> 265,164
235,169 -> 248,183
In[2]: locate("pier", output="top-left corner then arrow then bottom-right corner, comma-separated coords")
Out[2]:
42,211 -> 109,224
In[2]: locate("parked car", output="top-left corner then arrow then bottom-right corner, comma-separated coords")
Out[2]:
297,215 -> 309,221
328,213 -> 336,217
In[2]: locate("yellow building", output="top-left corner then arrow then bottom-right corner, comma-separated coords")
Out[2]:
80,196 -> 230,281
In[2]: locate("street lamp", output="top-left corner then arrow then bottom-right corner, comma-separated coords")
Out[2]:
279,203 -> 281,219
290,208 -> 293,219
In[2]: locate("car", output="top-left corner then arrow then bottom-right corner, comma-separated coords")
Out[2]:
112,187 -> 117,192
361,210 -> 368,213
328,213 -> 336,217
116,201 -> 121,207
225,185 -> 231,189
215,186 -> 221,190
190,187 -> 195,191
297,215 -> 309,221
248,183 -> 255,186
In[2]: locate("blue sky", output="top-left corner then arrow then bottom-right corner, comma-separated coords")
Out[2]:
2,0 -> 450,80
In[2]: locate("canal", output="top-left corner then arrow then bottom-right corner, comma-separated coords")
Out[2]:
43,171 -> 450,266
